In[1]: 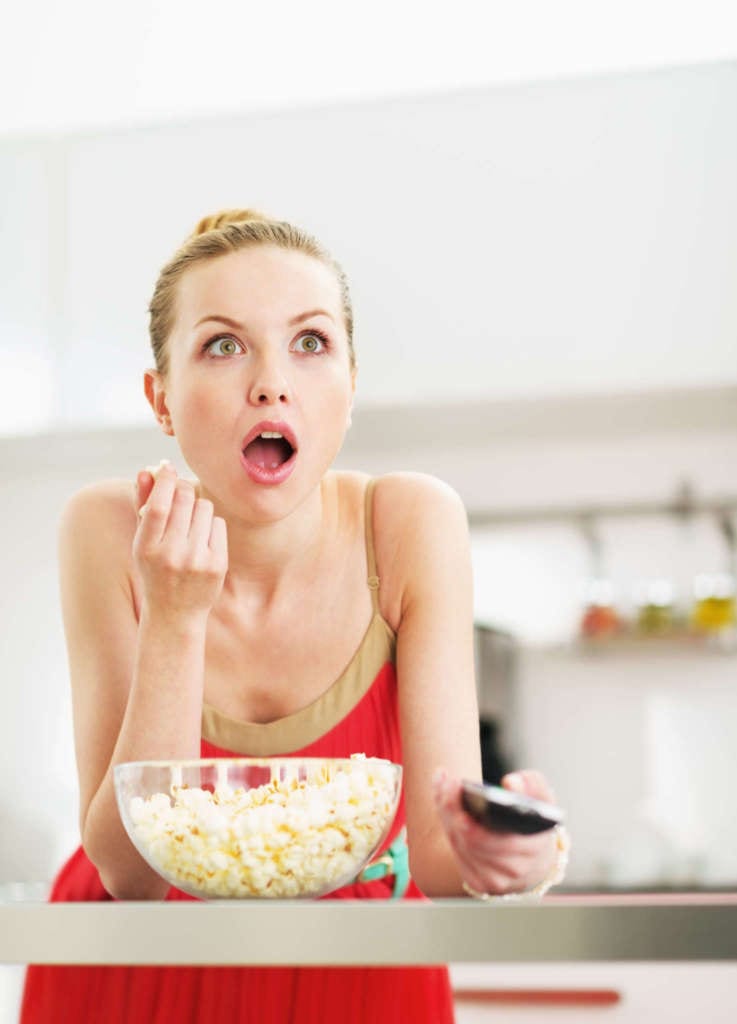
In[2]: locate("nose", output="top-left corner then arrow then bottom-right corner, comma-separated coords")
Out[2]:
247,355 -> 291,407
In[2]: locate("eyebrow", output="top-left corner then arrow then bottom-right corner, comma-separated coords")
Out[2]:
194,309 -> 335,330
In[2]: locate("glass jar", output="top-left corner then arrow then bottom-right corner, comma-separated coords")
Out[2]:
579,578 -> 622,640
691,573 -> 736,638
691,569 -> 732,647
634,579 -> 677,637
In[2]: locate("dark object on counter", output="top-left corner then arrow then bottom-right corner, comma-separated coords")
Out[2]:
461,780 -> 565,835
474,623 -> 518,771
479,718 -> 509,785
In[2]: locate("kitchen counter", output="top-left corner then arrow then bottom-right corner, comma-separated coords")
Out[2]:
3,893 -> 736,965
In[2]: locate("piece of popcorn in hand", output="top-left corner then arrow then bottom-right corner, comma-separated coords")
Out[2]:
145,459 -> 171,478
138,459 -> 172,516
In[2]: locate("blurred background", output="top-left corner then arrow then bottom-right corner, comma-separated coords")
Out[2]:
2,0 -> 737,907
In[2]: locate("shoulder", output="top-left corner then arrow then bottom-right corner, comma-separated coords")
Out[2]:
367,473 -> 470,627
372,471 -> 469,567
330,469 -> 467,541
58,478 -> 138,557
372,471 -> 467,527
57,480 -> 143,635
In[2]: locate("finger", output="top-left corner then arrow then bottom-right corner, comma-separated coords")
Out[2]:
433,771 -> 493,835
137,460 -> 174,517
433,772 -> 508,856
136,471 -> 155,513
433,771 -> 546,856
453,814 -> 536,862
187,497 -> 215,549
451,829 -> 534,894
455,828 -> 553,894
137,463 -> 179,539
432,770 -> 533,858
435,773 -> 521,850
435,793 -> 550,895
502,770 -> 557,804
164,480 -> 197,539
209,515 -> 228,558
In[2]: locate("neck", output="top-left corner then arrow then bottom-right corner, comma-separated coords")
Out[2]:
198,477 -> 334,606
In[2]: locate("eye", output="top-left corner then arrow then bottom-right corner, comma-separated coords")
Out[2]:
294,330 -> 328,354
205,335 -> 241,357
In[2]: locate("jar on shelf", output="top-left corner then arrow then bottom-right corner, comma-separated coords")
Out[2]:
579,578 -> 623,640
691,573 -> 736,646
692,573 -> 736,630
634,579 -> 677,637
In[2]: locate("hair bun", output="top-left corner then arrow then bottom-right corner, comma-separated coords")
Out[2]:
190,208 -> 271,238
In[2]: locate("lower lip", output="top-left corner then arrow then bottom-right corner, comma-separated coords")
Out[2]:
239,449 -> 298,485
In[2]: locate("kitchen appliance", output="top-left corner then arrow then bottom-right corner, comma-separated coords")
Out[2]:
474,623 -> 519,783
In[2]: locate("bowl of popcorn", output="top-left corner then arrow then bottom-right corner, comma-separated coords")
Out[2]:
114,755 -> 402,899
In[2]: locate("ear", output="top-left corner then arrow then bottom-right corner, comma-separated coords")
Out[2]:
143,369 -> 175,437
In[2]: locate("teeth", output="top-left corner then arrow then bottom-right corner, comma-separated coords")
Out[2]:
259,431 -> 284,439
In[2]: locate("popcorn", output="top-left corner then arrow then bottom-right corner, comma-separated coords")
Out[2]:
138,460 -> 172,517
127,755 -> 399,898
145,459 -> 171,479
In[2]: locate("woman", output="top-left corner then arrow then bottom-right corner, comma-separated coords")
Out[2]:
21,210 -> 567,1023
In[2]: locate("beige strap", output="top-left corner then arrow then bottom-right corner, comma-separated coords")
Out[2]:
364,478 -> 380,612
201,613 -> 396,754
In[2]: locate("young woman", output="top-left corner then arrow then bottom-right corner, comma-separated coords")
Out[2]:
21,210 -> 567,1023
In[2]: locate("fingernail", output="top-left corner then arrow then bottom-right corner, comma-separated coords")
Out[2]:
504,772 -> 525,792
432,768 -> 447,792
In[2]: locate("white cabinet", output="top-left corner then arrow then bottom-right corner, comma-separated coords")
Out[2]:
513,645 -> 737,890
451,963 -> 737,1023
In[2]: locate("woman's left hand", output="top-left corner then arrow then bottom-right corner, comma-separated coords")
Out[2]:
432,768 -> 559,896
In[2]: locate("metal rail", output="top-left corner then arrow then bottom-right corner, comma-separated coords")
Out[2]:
3,895 -> 737,965
467,491 -> 737,528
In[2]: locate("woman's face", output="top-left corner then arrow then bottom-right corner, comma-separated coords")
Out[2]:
147,245 -> 355,521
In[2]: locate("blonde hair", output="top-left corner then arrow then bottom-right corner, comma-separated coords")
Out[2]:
148,208 -> 355,378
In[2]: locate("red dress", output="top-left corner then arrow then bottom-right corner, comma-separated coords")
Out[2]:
21,481 -> 456,1024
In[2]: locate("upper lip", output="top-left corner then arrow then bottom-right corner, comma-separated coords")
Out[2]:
241,420 -> 299,453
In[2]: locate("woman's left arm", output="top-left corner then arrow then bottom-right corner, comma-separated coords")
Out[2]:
378,472 -> 561,898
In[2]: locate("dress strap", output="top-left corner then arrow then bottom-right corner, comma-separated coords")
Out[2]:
364,478 -> 381,613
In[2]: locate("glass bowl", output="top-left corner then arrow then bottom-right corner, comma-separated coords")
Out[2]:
114,756 -> 402,899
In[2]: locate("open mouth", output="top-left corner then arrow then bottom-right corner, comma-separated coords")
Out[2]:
242,432 -> 295,470
240,423 -> 298,484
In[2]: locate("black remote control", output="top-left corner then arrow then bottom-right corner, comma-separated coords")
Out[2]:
460,780 -> 564,835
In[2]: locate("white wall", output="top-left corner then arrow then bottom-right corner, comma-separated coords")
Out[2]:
6,0 -> 737,135
1,61 -> 736,435
0,142 -> 59,433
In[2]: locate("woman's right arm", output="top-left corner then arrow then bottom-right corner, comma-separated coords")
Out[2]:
61,465 -> 227,899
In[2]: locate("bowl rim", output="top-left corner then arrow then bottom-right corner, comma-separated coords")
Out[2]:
113,756 -> 401,774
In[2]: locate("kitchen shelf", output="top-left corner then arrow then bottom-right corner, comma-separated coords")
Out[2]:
2,895 -> 736,965
467,493 -> 737,528
524,633 -> 737,659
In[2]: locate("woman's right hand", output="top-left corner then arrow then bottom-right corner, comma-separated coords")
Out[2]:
133,462 -> 228,623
